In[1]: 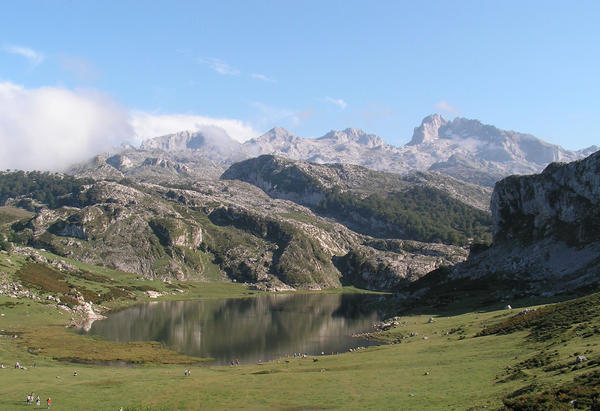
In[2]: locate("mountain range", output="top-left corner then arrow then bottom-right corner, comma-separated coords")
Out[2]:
3,111 -> 600,297
71,114 -> 598,187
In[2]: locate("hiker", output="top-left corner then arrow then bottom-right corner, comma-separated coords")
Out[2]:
46,397 -> 51,409
36,396 -> 40,406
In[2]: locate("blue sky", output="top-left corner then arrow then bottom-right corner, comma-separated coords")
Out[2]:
1,1 -> 599,169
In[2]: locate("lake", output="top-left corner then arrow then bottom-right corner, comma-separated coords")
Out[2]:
83,293 -> 383,365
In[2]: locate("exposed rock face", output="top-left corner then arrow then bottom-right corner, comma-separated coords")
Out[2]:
13,181 -> 212,281
437,150 -> 600,297
140,127 -> 246,164
106,154 -> 133,170
334,240 -> 468,290
492,151 -> 600,245
408,114 -> 447,145
8,177 -> 467,290
222,155 -> 492,211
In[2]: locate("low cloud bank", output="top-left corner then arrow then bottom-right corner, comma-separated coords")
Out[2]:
0,82 -> 131,171
0,82 -> 259,171
130,112 -> 258,144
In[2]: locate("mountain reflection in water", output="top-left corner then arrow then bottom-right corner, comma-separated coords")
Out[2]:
84,293 -> 383,365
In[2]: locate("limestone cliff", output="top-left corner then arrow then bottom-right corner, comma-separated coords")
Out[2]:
408,150 -> 600,301
491,151 -> 600,245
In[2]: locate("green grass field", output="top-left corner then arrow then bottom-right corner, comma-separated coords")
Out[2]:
0,249 -> 599,410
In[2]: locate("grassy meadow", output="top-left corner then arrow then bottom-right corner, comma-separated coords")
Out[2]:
1,246 -> 599,409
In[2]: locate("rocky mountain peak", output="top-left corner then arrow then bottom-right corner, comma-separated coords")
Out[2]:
140,126 -> 242,153
138,126 -> 245,165
106,154 -> 133,170
408,114 -> 449,145
318,128 -> 386,148
259,127 -> 297,142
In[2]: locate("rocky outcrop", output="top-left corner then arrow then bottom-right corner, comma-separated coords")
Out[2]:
69,147 -> 225,183
7,174 -> 470,290
492,151 -> 600,245
140,128 -> 247,164
222,155 -> 493,245
334,240 -> 468,290
222,155 -> 492,211
414,150 -> 600,299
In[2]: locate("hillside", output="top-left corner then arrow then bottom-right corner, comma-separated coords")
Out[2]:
0,172 -> 467,291
1,246 -> 599,409
399,150 -> 600,307
222,155 -> 493,245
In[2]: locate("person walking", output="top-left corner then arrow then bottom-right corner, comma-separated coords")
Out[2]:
46,397 -> 51,409
36,396 -> 40,407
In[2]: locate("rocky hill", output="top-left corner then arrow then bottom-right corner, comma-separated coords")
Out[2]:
70,150 -> 226,182
222,155 -> 493,245
1,172 -> 467,291
491,151 -> 600,246
402,150 -> 600,304
140,127 -> 247,165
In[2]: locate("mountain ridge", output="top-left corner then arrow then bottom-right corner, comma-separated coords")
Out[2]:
72,115 -> 597,188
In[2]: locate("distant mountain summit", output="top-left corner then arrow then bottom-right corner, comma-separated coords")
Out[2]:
410,115 -> 594,166
70,115 -> 598,187
401,115 -> 598,185
240,116 -> 596,186
140,126 -> 246,164
242,127 -> 402,172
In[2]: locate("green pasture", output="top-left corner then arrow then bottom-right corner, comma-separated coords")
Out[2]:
0,249 -> 599,410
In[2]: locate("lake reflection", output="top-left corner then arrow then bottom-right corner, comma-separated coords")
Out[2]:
84,293 -> 383,365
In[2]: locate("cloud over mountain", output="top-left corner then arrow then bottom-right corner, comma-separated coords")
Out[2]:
129,112 -> 259,143
0,82 -> 131,171
0,82 -> 260,171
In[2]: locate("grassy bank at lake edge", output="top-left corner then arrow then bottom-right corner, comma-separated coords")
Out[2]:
1,248 -> 599,409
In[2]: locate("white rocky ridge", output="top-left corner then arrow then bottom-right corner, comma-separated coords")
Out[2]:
241,115 -> 598,186
71,115 -> 598,187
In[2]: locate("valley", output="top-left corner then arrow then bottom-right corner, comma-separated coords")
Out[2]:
1,137 -> 599,409
1,246 -> 599,410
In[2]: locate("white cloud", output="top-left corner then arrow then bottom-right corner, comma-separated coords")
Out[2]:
0,81 -> 261,171
3,44 -> 44,66
324,96 -> 347,110
434,100 -> 460,116
129,112 -> 259,143
251,73 -> 276,83
198,57 -> 240,76
0,82 -> 132,171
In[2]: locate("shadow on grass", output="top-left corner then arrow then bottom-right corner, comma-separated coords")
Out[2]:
389,266 -> 596,319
